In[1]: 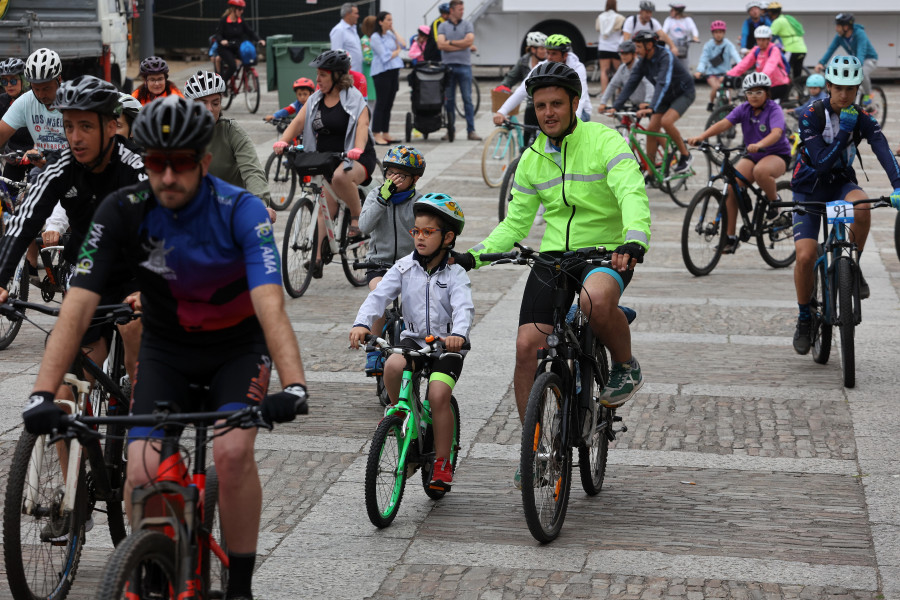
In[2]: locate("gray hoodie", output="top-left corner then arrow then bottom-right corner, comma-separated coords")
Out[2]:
300,86 -> 373,153
359,187 -> 422,266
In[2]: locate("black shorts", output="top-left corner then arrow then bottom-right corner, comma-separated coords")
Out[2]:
128,333 -> 270,442
397,338 -> 465,391
741,153 -> 792,170
324,148 -> 377,188
597,50 -> 620,60
365,268 -> 389,284
81,278 -> 139,347
519,256 -> 634,327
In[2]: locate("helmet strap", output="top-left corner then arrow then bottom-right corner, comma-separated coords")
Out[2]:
81,115 -> 117,172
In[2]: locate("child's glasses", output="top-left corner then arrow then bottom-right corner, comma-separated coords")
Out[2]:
409,227 -> 442,238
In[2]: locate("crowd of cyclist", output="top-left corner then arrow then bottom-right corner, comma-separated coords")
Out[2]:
0,3 -> 900,597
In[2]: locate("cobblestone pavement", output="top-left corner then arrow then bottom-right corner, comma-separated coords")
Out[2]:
0,64 -> 899,599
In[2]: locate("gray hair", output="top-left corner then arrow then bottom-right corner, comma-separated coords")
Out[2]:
340,3 -> 356,17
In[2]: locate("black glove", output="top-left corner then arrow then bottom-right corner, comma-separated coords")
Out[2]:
450,250 -> 475,272
23,391 -> 65,435
261,384 -> 309,424
613,242 -> 645,263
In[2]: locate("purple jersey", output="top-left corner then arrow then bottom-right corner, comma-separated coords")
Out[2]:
725,99 -> 791,162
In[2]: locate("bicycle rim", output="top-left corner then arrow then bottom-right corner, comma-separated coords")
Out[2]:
245,72 -> 260,113
265,152 -> 296,212
203,465 -> 228,597
836,258 -> 856,388
281,198 -> 316,298
811,246 -> 832,365
0,255 -> 28,350
365,415 -> 407,528
3,431 -> 87,600
481,128 -> 515,188
756,181 -> 796,268
578,329 -> 611,496
521,372 -> 571,543
96,529 -> 178,599
681,187 -> 726,276
864,86 -> 887,129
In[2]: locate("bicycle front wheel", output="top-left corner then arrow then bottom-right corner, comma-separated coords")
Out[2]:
577,328 -> 611,496
681,187 -> 726,276
244,70 -> 260,113
498,156 -> 520,222
223,74 -> 235,110
281,198 -> 317,298
481,128 -> 516,188
521,371 -> 572,543
0,255 -> 28,350
422,396 -> 461,500
756,180 -> 796,268
96,529 -> 179,599
811,245 -> 832,365
3,431 -> 88,600
264,152 -> 296,212
341,206 -> 369,287
365,414 -> 407,528
894,211 -> 900,263
202,465 -> 228,598
836,257 -> 856,388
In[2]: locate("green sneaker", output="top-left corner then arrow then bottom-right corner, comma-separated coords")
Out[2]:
599,358 -> 643,408
513,467 -> 522,490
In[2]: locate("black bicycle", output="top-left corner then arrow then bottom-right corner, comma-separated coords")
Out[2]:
481,244 -> 630,543
681,142 -> 795,276
264,117 -> 298,212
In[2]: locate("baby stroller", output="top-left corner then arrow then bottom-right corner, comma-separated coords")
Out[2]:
405,62 -> 453,142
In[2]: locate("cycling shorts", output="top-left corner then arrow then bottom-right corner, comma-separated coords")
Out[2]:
656,90 -> 695,117
519,257 -> 634,327
791,181 -> 862,242
128,332 -> 270,442
740,153 -> 791,170
365,268 -> 389,284
396,337 -> 464,391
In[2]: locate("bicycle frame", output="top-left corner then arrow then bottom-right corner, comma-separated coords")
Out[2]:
628,126 -> 683,184
382,354 -> 436,485
815,207 -> 860,328
296,176 -> 366,258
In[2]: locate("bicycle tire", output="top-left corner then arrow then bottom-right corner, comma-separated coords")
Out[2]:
281,198 -> 317,298
264,152 -> 296,212
96,529 -> 179,599
421,396 -> 461,500
836,257 -> 856,388
756,180 -> 796,268
3,431 -> 88,600
895,211 -> 900,264
864,86 -> 887,129
223,71 -> 236,110
481,128 -> 516,188
101,336 -> 129,547
521,371 -> 572,543
244,71 -> 260,113
364,414 -> 407,528
662,141 -> 695,208
811,244 -> 832,365
455,76 -> 481,118
202,465 -> 228,598
0,255 -> 29,350
705,104 -> 739,167
577,326 -> 611,496
681,187 -> 726,276
341,205 -> 369,287
498,155 -> 520,222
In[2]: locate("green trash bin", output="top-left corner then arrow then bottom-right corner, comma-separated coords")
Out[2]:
266,34 -> 293,92
274,42 -> 331,108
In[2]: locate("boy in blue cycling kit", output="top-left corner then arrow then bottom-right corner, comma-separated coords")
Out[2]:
816,13 -> 878,107
791,56 -> 900,355
23,96 -> 308,600
350,194 -> 474,491
358,145 -> 427,374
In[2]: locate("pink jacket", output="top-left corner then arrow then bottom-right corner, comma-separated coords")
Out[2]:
726,44 -> 789,87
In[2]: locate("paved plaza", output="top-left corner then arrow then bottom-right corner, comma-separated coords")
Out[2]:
1,64 -> 899,599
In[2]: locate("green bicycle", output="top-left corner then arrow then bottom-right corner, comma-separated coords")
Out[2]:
364,335 -> 462,528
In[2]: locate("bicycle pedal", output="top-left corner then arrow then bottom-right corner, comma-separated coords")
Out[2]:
428,481 -> 451,492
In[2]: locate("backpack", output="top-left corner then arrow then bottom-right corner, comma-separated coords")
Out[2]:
783,14 -> 804,37
753,45 -> 789,77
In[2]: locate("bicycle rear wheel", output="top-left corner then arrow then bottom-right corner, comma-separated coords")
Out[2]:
498,156 -> 520,222
96,529 -> 179,599
681,187 -> 726,276
577,327 -> 611,496
455,76 -> 481,118
422,396 -> 461,500
265,152 -> 296,212
836,257 -> 856,388
521,371 -> 572,543
341,205 -> 370,287
281,198 -> 317,298
364,414 -> 407,528
481,128 -> 516,188
98,335 -> 129,547
662,142 -> 696,208
895,211 -> 900,263
0,255 -> 28,350
756,180 -> 796,268
863,86 -> 887,129
3,431 -> 88,600
705,104 -> 739,167
811,245 -> 832,365
223,72 -> 236,110
244,70 -> 260,113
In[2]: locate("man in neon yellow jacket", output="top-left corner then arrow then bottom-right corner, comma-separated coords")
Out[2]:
456,62 -> 650,486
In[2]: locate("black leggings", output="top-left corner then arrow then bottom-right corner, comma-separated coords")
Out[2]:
218,44 -> 238,83
789,53 -> 806,80
372,68 -> 400,133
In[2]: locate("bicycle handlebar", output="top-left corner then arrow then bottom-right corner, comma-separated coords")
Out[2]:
352,259 -> 393,271
500,119 -> 541,131
769,197 -> 891,213
480,243 -> 626,266
285,146 -> 353,172
0,298 -> 137,324
364,333 -> 470,357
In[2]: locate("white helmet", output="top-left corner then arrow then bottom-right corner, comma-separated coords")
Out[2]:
118,93 -> 143,121
746,0 -> 765,9
525,31 -> 547,48
182,70 -> 227,99
754,25 -> 772,39
742,71 -> 772,92
25,48 -> 62,83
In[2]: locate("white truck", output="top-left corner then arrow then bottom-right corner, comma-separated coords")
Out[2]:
386,0 -> 900,71
0,0 -> 131,90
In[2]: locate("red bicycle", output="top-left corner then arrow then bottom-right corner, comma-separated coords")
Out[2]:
221,45 -> 261,114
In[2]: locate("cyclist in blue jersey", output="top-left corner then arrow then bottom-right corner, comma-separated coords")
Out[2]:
22,95 -> 308,600
815,13 -> 879,110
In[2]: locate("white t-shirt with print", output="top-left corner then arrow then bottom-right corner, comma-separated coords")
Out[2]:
1,91 -> 68,152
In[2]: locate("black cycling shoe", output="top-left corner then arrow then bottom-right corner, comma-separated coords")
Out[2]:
793,319 -> 812,355
859,272 -> 870,299
722,236 -> 740,254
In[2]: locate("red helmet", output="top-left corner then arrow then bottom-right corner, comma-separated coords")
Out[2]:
228,0 -> 246,7
292,77 -> 315,91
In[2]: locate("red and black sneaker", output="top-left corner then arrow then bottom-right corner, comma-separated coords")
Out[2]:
428,457 -> 453,492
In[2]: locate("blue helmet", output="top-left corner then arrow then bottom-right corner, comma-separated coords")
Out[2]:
805,73 -> 826,88
414,193 -> 465,235
825,55 -> 863,86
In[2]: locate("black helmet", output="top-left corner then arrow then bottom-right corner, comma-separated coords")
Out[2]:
0,58 -> 26,76
525,61 -> 582,98
632,30 -> 658,44
310,49 -> 352,72
617,40 -> 637,53
51,75 -> 122,117
132,95 -> 215,152
835,12 -> 854,25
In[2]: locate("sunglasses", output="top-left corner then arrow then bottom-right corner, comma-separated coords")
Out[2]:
409,227 -> 442,238
143,153 -> 201,174
0,78 -> 21,87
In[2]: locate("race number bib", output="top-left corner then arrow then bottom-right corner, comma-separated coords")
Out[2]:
826,200 -> 854,224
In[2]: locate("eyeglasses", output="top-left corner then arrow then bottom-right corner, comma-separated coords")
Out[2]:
0,78 -> 21,87
146,75 -> 166,84
409,227 -> 442,238
385,169 -> 410,179
745,89 -> 766,97
143,153 -> 201,174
